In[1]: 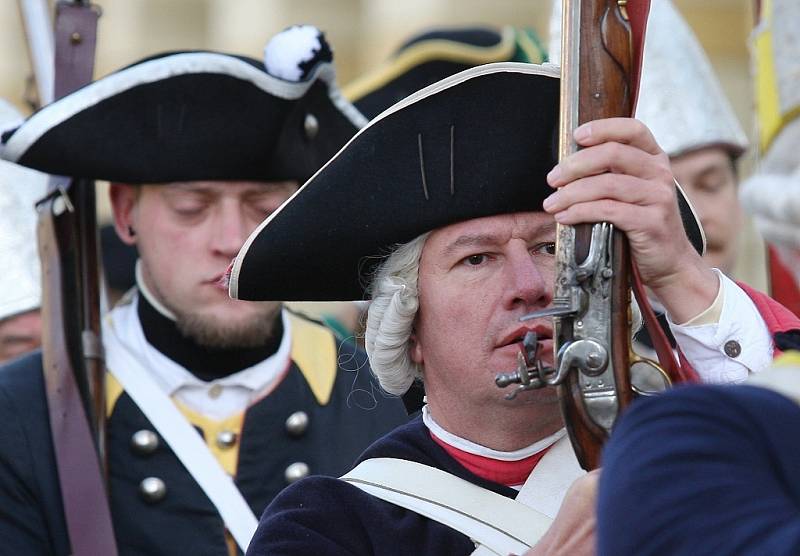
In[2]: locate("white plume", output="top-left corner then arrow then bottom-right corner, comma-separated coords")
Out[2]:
264,25 -> 326,82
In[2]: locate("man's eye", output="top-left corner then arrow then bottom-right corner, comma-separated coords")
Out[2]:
253,206 -> 277,219
173,204 -> 205,216
532,243 -> 556,256
464,254 -> 487,266
698,180 -> 726,193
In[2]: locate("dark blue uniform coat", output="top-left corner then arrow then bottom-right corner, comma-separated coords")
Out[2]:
0,324 -> 407,555
247,417 -> 518,556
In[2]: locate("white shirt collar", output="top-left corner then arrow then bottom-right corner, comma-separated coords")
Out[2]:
109,291 -> 292,397
422,405 -> 566,461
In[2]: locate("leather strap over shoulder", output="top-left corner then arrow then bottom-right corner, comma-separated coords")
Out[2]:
341,457 -> 552,555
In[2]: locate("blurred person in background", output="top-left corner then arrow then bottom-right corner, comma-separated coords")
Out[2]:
551,0 -> 749,278
740,0 -> 800,316
0,99 -> 47,364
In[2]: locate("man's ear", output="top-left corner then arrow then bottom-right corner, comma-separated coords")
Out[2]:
409,331 -> 424,366
109,183 -> 139,246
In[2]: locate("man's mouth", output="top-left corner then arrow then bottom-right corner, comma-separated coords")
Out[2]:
207,272 -> 230,292
497,325 -> 552,349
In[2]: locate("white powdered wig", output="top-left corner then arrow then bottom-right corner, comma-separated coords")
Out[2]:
365,232 -> 644,396
264,25 -> 326,82
365,233 -> 429,395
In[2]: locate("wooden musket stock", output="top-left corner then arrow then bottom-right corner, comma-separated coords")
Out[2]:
557,0 -> 636,470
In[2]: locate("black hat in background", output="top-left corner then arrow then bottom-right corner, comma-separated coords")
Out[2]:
344,25 -> 547,119
0,25 -> 366,184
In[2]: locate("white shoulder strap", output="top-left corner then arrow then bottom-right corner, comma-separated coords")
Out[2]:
103,319 -> 258,553
515,435 -> 586,519
341,458 -> 552,555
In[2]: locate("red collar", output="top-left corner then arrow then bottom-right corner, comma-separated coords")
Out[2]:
430,432 -> 551,487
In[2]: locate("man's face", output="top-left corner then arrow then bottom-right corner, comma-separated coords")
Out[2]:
110,180 -> 297,348
0,309 -> 41,363
671,147 -> 740,274
411,212 -> 561,436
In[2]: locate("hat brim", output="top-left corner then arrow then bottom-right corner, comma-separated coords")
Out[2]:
231,62 -> 704,302
2,52 -> 365,184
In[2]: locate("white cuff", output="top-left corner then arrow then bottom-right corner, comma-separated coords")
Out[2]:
668,270 -> 773,383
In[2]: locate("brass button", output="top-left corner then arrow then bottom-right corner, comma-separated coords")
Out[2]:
724,340 -> 741,358
208,384 -> 223,399
139,477 -> 167,504
304,113 -> 319,140
216,429 -> 238,449
284,462 -> 310,484
285,411 -> 309,437
130,429 -> 159,456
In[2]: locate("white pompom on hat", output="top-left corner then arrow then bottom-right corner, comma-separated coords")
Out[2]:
264,25 -> 332,82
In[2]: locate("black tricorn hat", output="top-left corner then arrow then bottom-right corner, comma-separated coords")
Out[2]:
229,63 -> 705,302
0,26 -> 366,184
345,25 -> 547,119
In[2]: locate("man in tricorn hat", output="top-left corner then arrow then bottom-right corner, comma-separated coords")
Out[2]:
229,63 -> 799,554
0,26 -> 407,555
0,100 -> 47,364
342,23 -> 549,411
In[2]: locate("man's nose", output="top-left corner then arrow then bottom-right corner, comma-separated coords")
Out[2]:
504,248 -> 552,310
211,205 -> 250,258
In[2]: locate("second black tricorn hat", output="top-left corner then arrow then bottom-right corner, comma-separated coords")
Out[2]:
229,62 -> 705,303
0,25 -> 366,184
345,25 -> 547,119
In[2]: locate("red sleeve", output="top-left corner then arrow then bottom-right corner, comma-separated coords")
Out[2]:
737,282 -> 800,357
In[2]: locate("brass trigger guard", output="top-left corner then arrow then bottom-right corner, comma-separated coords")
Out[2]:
629,352 -> 672,397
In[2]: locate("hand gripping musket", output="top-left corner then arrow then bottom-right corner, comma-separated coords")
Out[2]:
20,1 -> 118,554
495,0 -> 686,470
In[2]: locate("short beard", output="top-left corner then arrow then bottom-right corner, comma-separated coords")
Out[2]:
173,303 -> 282,349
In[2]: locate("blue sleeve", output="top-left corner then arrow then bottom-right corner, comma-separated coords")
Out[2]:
0,357 -> 62,555
598,384 -> 800,556
246,471 -> 476,555
246,477 -> 372,556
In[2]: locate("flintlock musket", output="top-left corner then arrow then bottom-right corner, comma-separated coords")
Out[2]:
495,0 -> 687,470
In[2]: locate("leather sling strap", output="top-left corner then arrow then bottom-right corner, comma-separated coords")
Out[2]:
40,3 -> 118,555
342,458 -> 552,555
41,213 -> 117,556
